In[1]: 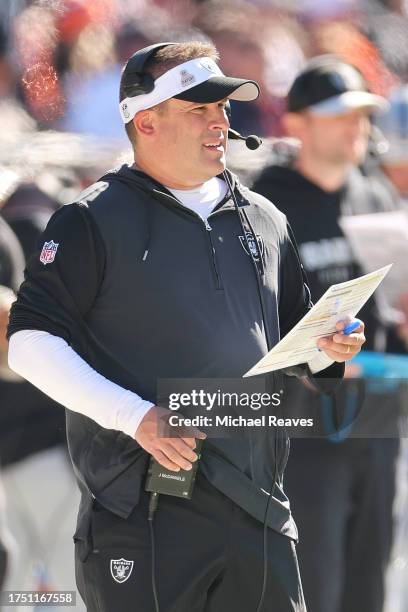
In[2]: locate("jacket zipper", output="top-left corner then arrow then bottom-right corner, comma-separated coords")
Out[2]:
203,218 -> 222,290
152,190 -> 223,291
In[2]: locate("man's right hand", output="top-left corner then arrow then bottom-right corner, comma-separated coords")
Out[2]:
135,406 -> 206,472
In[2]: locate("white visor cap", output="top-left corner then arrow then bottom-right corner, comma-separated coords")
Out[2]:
119,56 -> 259,124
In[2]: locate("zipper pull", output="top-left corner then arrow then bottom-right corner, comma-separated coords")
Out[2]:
204,219 -> 212,231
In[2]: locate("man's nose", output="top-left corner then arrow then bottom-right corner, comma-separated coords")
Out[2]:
209,107 -> 230,131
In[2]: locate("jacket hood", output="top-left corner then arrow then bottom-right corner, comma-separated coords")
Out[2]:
97,164 -> 249,267
100,164 -> 241,206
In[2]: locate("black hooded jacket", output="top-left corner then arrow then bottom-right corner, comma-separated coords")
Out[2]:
253,163 -> 401,351
8,165 -> 342,541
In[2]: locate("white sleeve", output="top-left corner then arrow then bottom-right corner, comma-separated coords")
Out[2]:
8,330 -> 154,438
307,351 -> 335,374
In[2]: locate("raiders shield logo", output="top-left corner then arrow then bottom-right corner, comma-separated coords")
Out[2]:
180,69 -> 195,88
110,558 -> 134,584
40,240 -> 59,265
239,232 -> 264,262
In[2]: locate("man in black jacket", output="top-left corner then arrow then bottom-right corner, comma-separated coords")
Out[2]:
253,56 -> 399,612
7,43 -> 365,612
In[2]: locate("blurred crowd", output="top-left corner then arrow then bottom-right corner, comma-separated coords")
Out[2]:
1,0 -> 408,139
1,0 -> 408,611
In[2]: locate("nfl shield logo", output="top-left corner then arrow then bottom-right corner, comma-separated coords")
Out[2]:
40,240 -> 59,265
239,232 -> 264,262
122,102 -> 130,119
110,558 -> 134,584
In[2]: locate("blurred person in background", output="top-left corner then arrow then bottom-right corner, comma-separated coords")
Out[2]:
253,56 -> 404,612
0,20 -> 37,147
0,285 -> 20,592
373,94 -> 408,612
193,2 -> 286,136
376,85 -> 408,205
59,5 -> 207,141
1,184 -> 60,261
0,285 -> 19,594
0,189 -> 82,606
12,3 -> 65,127
0,210 -> 24,294
60,18 -> 129,141
0,211 -> 24,592
374,85 -> 408,350
0,335 -> 81,608
57,0 -> 180,141
363,0 -> 408,84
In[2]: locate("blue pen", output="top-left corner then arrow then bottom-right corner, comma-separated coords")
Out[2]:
342,320 -> 360,335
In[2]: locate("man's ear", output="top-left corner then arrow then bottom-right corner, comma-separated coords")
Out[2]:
282,112 -> 307,139
133,109 -> 156,137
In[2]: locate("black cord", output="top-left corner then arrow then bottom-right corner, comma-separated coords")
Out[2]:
223,170 -> 281,612
255,430 -> 280,612
148,492 -> 160,612
222,171 -> 272,350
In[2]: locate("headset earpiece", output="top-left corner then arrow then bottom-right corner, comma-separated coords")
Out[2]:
123,73 -> 155,97
122,42 -> 176,100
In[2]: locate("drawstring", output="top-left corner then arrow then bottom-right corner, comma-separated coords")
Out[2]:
142,199 -> 153,262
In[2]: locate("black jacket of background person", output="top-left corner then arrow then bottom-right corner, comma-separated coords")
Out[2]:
0,213 -> 25,293
8,165 -> 343,542
0,213 -> 65,466
0,379 -> 66,467
253,163 -> 402,352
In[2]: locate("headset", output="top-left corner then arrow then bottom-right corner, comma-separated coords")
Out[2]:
121,42 -> 176,99
228,128 -> 262,150
120,42 -> 263,153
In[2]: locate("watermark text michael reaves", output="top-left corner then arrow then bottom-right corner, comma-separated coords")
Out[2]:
168,389 -> 282,411
168,414 -> 314,428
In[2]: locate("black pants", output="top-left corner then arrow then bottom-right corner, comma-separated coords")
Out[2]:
75,473 -> 306,612
285,438 -> 398,612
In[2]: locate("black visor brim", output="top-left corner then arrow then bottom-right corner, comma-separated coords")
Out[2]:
174,76 -> 259,103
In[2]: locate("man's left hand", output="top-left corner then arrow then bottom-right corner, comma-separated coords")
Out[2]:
317,319 -> 365,363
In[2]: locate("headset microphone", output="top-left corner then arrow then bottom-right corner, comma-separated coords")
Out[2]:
228,128 -> 262,150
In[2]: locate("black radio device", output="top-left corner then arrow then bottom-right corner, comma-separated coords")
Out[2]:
145,439 -> 203,500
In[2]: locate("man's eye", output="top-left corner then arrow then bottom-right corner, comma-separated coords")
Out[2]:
191,106 -> 205,112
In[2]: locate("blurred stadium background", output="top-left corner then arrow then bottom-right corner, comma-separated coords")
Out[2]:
0,1 -> 408,611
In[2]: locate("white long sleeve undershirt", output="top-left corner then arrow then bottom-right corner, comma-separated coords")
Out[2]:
8,330 -> 154,438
